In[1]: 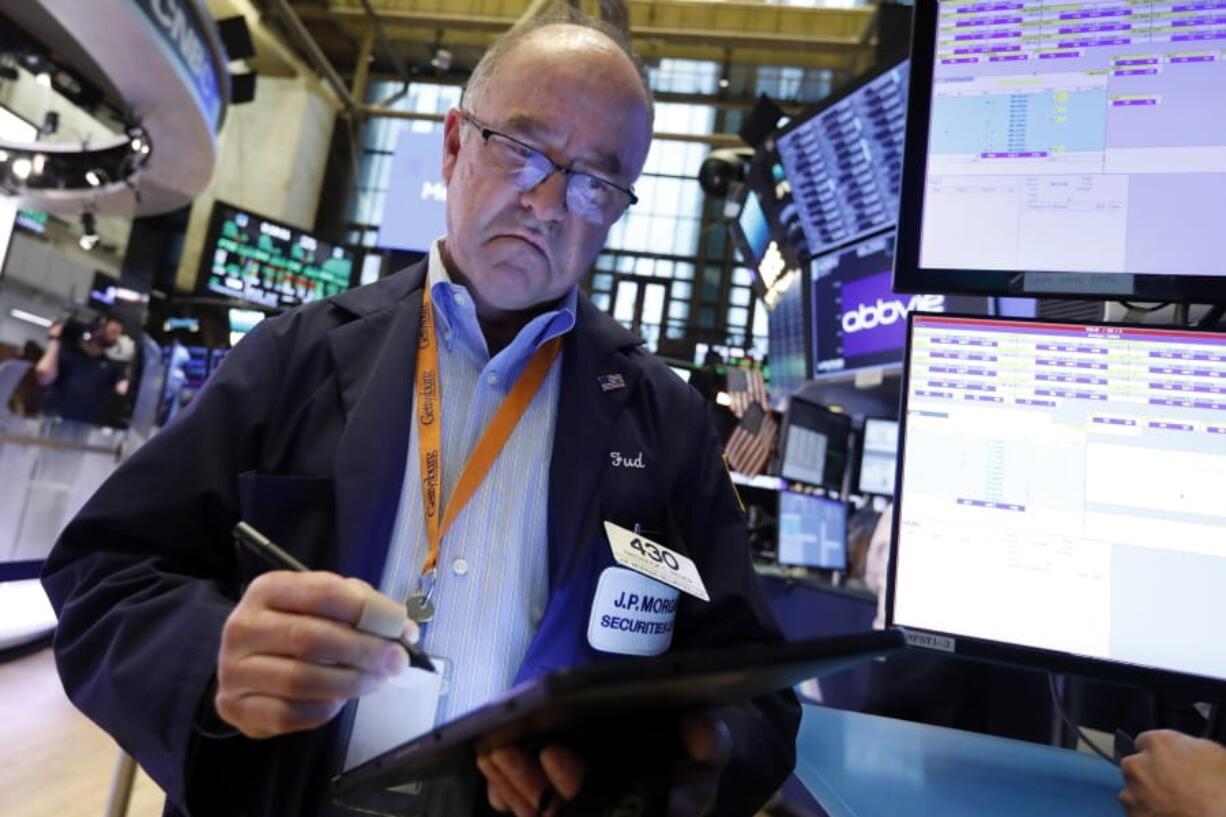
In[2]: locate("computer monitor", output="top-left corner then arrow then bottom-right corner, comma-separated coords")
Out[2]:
894,2 -> 1226,303
858,417 -> 899,497
767,270 -> 810,400
890,313 -> 1226,694
777,491 -> 848,571
198,202 -> 354,308
810,229 -> 989,379
228,308 -> 265,346
777,397 -> 851,491
775,59 -> 910,261
731,190 -> 773,270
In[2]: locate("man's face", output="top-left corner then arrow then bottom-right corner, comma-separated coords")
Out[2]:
99,320 -> 123,346
440,28 -> 651,317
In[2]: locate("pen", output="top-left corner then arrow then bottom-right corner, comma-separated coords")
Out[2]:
232,521 -> 436,673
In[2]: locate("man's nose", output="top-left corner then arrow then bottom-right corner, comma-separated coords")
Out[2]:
518,170 -> 568,223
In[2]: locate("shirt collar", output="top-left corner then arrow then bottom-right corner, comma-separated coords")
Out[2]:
426,240 -> 577,361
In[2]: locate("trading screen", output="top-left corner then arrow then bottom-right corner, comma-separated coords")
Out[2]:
778,491 -> 848,570
777,62 -> 910,259
893,315 -> 1226,682
859,418 -> 900,496
203,205 -> 354,308
919,1 -> 1226,277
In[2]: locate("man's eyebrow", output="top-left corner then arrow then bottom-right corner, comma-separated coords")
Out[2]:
504,113 -> 624,178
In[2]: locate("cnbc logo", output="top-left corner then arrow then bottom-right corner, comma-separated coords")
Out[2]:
842,294 -> 946,334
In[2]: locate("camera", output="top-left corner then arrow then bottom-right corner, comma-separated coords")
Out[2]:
697,148 -> 755,199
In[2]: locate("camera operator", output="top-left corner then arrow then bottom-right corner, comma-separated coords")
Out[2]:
35,314 -> 131,426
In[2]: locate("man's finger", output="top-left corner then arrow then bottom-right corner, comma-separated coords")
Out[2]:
478,754 -> 536,817
246,572 -> 402,633
222,654 -> 387,701
540,745 -> 585,801
214,692 -> 343,739
489,747 -> 551,815
226,608 -> 407,676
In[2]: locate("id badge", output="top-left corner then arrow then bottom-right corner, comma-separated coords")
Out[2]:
342,655 -> 450,772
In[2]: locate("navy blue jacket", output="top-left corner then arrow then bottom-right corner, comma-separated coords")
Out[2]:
42,261 -> 800,816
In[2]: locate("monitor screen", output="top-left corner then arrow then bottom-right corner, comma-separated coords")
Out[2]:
778,491 -> 848,570
811,230 -> 989,379
894,2 -> 1226,302
199,202 -> 354,308
767,271 -> 809,399
859,417 -> 899,496
778,397 -> 851,490
228,308 -> 265,346
776,60 -> 910,260
181,346 -> 211,390
891,314 -> 1226,690
734,190 -> 773,268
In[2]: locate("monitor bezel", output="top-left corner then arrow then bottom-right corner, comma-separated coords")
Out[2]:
887,310 -> 1226,698
893,2 -> 1226,305
776,489 -> 849,571
195,200 -> 356,307
855,415 -> 899,498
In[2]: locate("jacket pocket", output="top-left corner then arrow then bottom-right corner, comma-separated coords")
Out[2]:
235,471 -> 336,577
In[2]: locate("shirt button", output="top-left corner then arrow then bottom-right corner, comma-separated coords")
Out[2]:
487,372 -> 498,386
453,291 -> 466,306
452,557 -> 469,576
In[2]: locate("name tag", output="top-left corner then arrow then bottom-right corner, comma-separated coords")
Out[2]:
588,567 -> 678,656
342,657 -> 447,772
603,521 -> 710,602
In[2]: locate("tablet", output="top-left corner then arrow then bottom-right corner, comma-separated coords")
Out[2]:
331,629 -> 904,797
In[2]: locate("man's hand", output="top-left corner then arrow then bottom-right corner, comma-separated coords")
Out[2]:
1119,729 -> 1226,817
215,571 -> 419,739
476,713 -> 731,817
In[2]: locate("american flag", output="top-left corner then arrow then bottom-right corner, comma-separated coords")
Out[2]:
725,365 -> 769,419
724,401 -> 779,478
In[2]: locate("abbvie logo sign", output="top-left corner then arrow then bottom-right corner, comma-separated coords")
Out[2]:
842,294 -> 946,334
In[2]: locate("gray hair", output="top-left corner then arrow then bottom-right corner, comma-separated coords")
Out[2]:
462,6 -> 655,131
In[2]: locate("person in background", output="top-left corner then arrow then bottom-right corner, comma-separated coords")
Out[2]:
34,314 -> 130,425
1119,730 -> 1226,817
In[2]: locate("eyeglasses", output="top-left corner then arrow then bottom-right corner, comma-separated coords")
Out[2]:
460,110 -> 637,226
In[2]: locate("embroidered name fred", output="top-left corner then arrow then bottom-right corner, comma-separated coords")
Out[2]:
588,567 -> 678,656
609,451 -> 645,469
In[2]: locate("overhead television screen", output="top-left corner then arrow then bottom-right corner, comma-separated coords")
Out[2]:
811,229 -> 988,379
199,202 -> 354,309
894,1 -> 1226,302
776,60 -> 910,260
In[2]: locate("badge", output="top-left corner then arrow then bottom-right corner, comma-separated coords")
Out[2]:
587,567 -> 678,656
603,521 -> 710,602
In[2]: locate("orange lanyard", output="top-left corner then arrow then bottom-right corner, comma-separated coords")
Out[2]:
409,284 -> 562,621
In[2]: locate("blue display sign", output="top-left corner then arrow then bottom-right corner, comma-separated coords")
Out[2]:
131,0 -> 225,129
377,129 -> 448,253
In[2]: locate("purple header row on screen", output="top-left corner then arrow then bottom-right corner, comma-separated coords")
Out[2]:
1035,388 -> 1107,401
1148,398 -> 1226,410
954,15 -> 1024,26
963,394 -> 1005,403
980,150 -> 1050,158
1114,57 -> 1159,65
1209,427 -> 1226,434
1150,382 -> 1226,395
1016,398 -> 1057,407
1036,343 -> 1108,355
957,498 -> 1026,512
1114,67 -> 1159,76
954,44 -> 1026,53
1059,23 -> 1131,34
1171,15 -> 1226,26
1060,8 -> 1132,18
931,336 -> 999,348
1040,51 -> 1082,59
920,322 -> 1226,349
1172,2 -> 1226,10
990,53 -> 1030,61
1092,417 -> 1137,427
1170,55 -> 1217,62
1112,98 -> 1158,106
1149,421 -> 1195,431
953,29 -> 1023,41
1059,37 -> 1131,47
1036,358 -> 1109,370
1171,32 -> 1226,41
931,351 -> 999,362
1149,366 -> 1226,377
1036,374 -> 1108,385
914,389 -> 954,400
955,2 -> 1024,13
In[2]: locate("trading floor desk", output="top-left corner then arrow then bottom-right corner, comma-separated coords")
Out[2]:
795,705 -> 1122,817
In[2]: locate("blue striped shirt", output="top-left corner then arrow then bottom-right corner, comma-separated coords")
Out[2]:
368,241 -> 575,724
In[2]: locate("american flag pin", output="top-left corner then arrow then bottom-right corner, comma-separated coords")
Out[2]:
597,373 -> 626,392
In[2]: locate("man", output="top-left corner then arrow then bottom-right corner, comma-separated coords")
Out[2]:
1120,730 -> 1226,817
35,314 -> 130,425
42,12 -> 799,817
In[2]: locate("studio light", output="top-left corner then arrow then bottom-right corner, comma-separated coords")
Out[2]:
85,169 -> 106,187
11,157 -> 32,180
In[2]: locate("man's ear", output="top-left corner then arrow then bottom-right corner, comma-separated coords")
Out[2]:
442,108 -> 464,185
